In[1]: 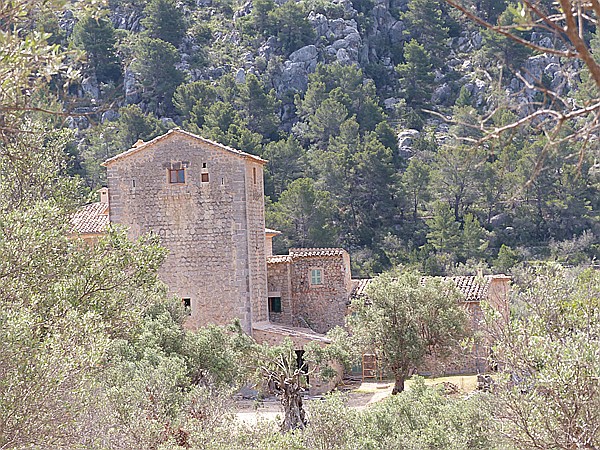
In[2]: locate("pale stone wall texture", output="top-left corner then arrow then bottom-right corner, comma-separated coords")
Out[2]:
266,250 -> 352,334
104,131 -> 267,333
289,254 -> 351,334
266,259 -> 293,324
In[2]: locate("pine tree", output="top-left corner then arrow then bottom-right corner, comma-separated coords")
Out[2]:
395,40 -> 435,111
141,0 -> 187,47
71,15 -> 121,83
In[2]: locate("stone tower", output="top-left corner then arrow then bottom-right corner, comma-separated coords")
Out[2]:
102,129 -> 268,333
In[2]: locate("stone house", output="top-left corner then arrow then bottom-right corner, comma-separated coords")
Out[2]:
351,275 -> 511,375
72,128 -> 509,378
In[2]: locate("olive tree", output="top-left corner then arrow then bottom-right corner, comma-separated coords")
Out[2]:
491,264 -> 600,449
348,270 -> 469,394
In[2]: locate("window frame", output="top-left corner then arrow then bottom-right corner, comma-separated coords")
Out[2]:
168,168 -> 185,184
268,296 -> 282,314
309,268 -> 323,286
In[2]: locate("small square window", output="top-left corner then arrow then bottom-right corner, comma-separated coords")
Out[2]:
310,269 -> 323,285
183,298 -> 191,315
269,297 -> 282,313
169,169 -> 185,184
201,173 -> 209,183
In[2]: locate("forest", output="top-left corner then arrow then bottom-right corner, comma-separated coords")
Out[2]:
11,0 -> 599,276
2,0 -> 600,448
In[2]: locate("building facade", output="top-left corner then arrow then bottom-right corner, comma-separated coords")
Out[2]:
102,129 -> 268,334
71,129 -> 510,378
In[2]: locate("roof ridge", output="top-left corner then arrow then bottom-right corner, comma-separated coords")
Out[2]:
102,129 -> 267,166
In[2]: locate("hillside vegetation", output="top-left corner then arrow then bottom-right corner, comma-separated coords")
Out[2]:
43,0 -> 599,276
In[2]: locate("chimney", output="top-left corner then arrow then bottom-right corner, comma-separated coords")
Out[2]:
99,187 -> 109,214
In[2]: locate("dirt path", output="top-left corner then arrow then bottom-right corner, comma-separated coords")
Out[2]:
234,381 -> 394,425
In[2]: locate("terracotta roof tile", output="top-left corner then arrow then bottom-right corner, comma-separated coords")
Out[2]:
267,255 -> 293,264
446,276 -> 492,301
70,202 -> 109,234
289,248 -> 347,258
350,276 -> 493,302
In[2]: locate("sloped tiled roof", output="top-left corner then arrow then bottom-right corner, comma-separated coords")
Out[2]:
350,276 -> 495,302
70,202 -> 109,234
351,279 -> 371,299
289,248 -> 347,258
267,255 -> 293,264
102,129 -> 267,166
448,276 -> 492,301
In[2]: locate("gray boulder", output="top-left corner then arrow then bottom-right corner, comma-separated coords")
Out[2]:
397,129 -> 421,156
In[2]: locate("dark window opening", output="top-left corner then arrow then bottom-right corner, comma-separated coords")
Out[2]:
253,167 -> 257,184
221,177 -> 224,185
268,297 -> 282,313
169,169 -> 185,183
132,179 -> 136,188
201,173 -> 209,183
183,298 -> 191,315
202,162 -> 207,168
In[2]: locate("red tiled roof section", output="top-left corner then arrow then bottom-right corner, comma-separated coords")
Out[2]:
70,202 -> 109,234
351,279 -> 371,298
350,276 -> 493,302
266,255 -> 293,264
447,276 -> 492,302
289,248 -> 346,257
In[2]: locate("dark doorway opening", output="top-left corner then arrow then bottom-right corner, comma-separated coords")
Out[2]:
295,350 -> 309,387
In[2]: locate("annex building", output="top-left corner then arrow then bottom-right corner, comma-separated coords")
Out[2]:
72,129 -> 509,376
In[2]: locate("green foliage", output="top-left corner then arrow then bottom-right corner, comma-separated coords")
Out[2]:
493,244 -> 521,273
395,40 -> 435,110
267,177 -> 336,249
348,270 -> 469,393
0,0 -> 84,140
200,101 -> 264,154
141,0 -> 187,47
402,157 -> 431,220
130,36 -> 185,114
297,63 -> 385,135
173,80 -> 218,127
431,144 -> 485,221
402,0 -> 454,64
426,201 -> 462,255
71,15 -> 121,83
240,73 -> 281,139
493,265 -> 600,448
0,121 -> 83,211
311,119 -> 397,249
79,105 -> 167,187
263,135 -> 306,198
353,378 -> 498,449
270,1 -> 315,55
480,3 -> 533,72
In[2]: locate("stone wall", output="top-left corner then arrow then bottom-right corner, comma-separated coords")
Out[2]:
105,131 -> 267,334
266,260 -> 293,325
289,252 -> 352,334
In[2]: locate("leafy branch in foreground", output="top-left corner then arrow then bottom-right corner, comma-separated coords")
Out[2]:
444,0 -> 600,168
